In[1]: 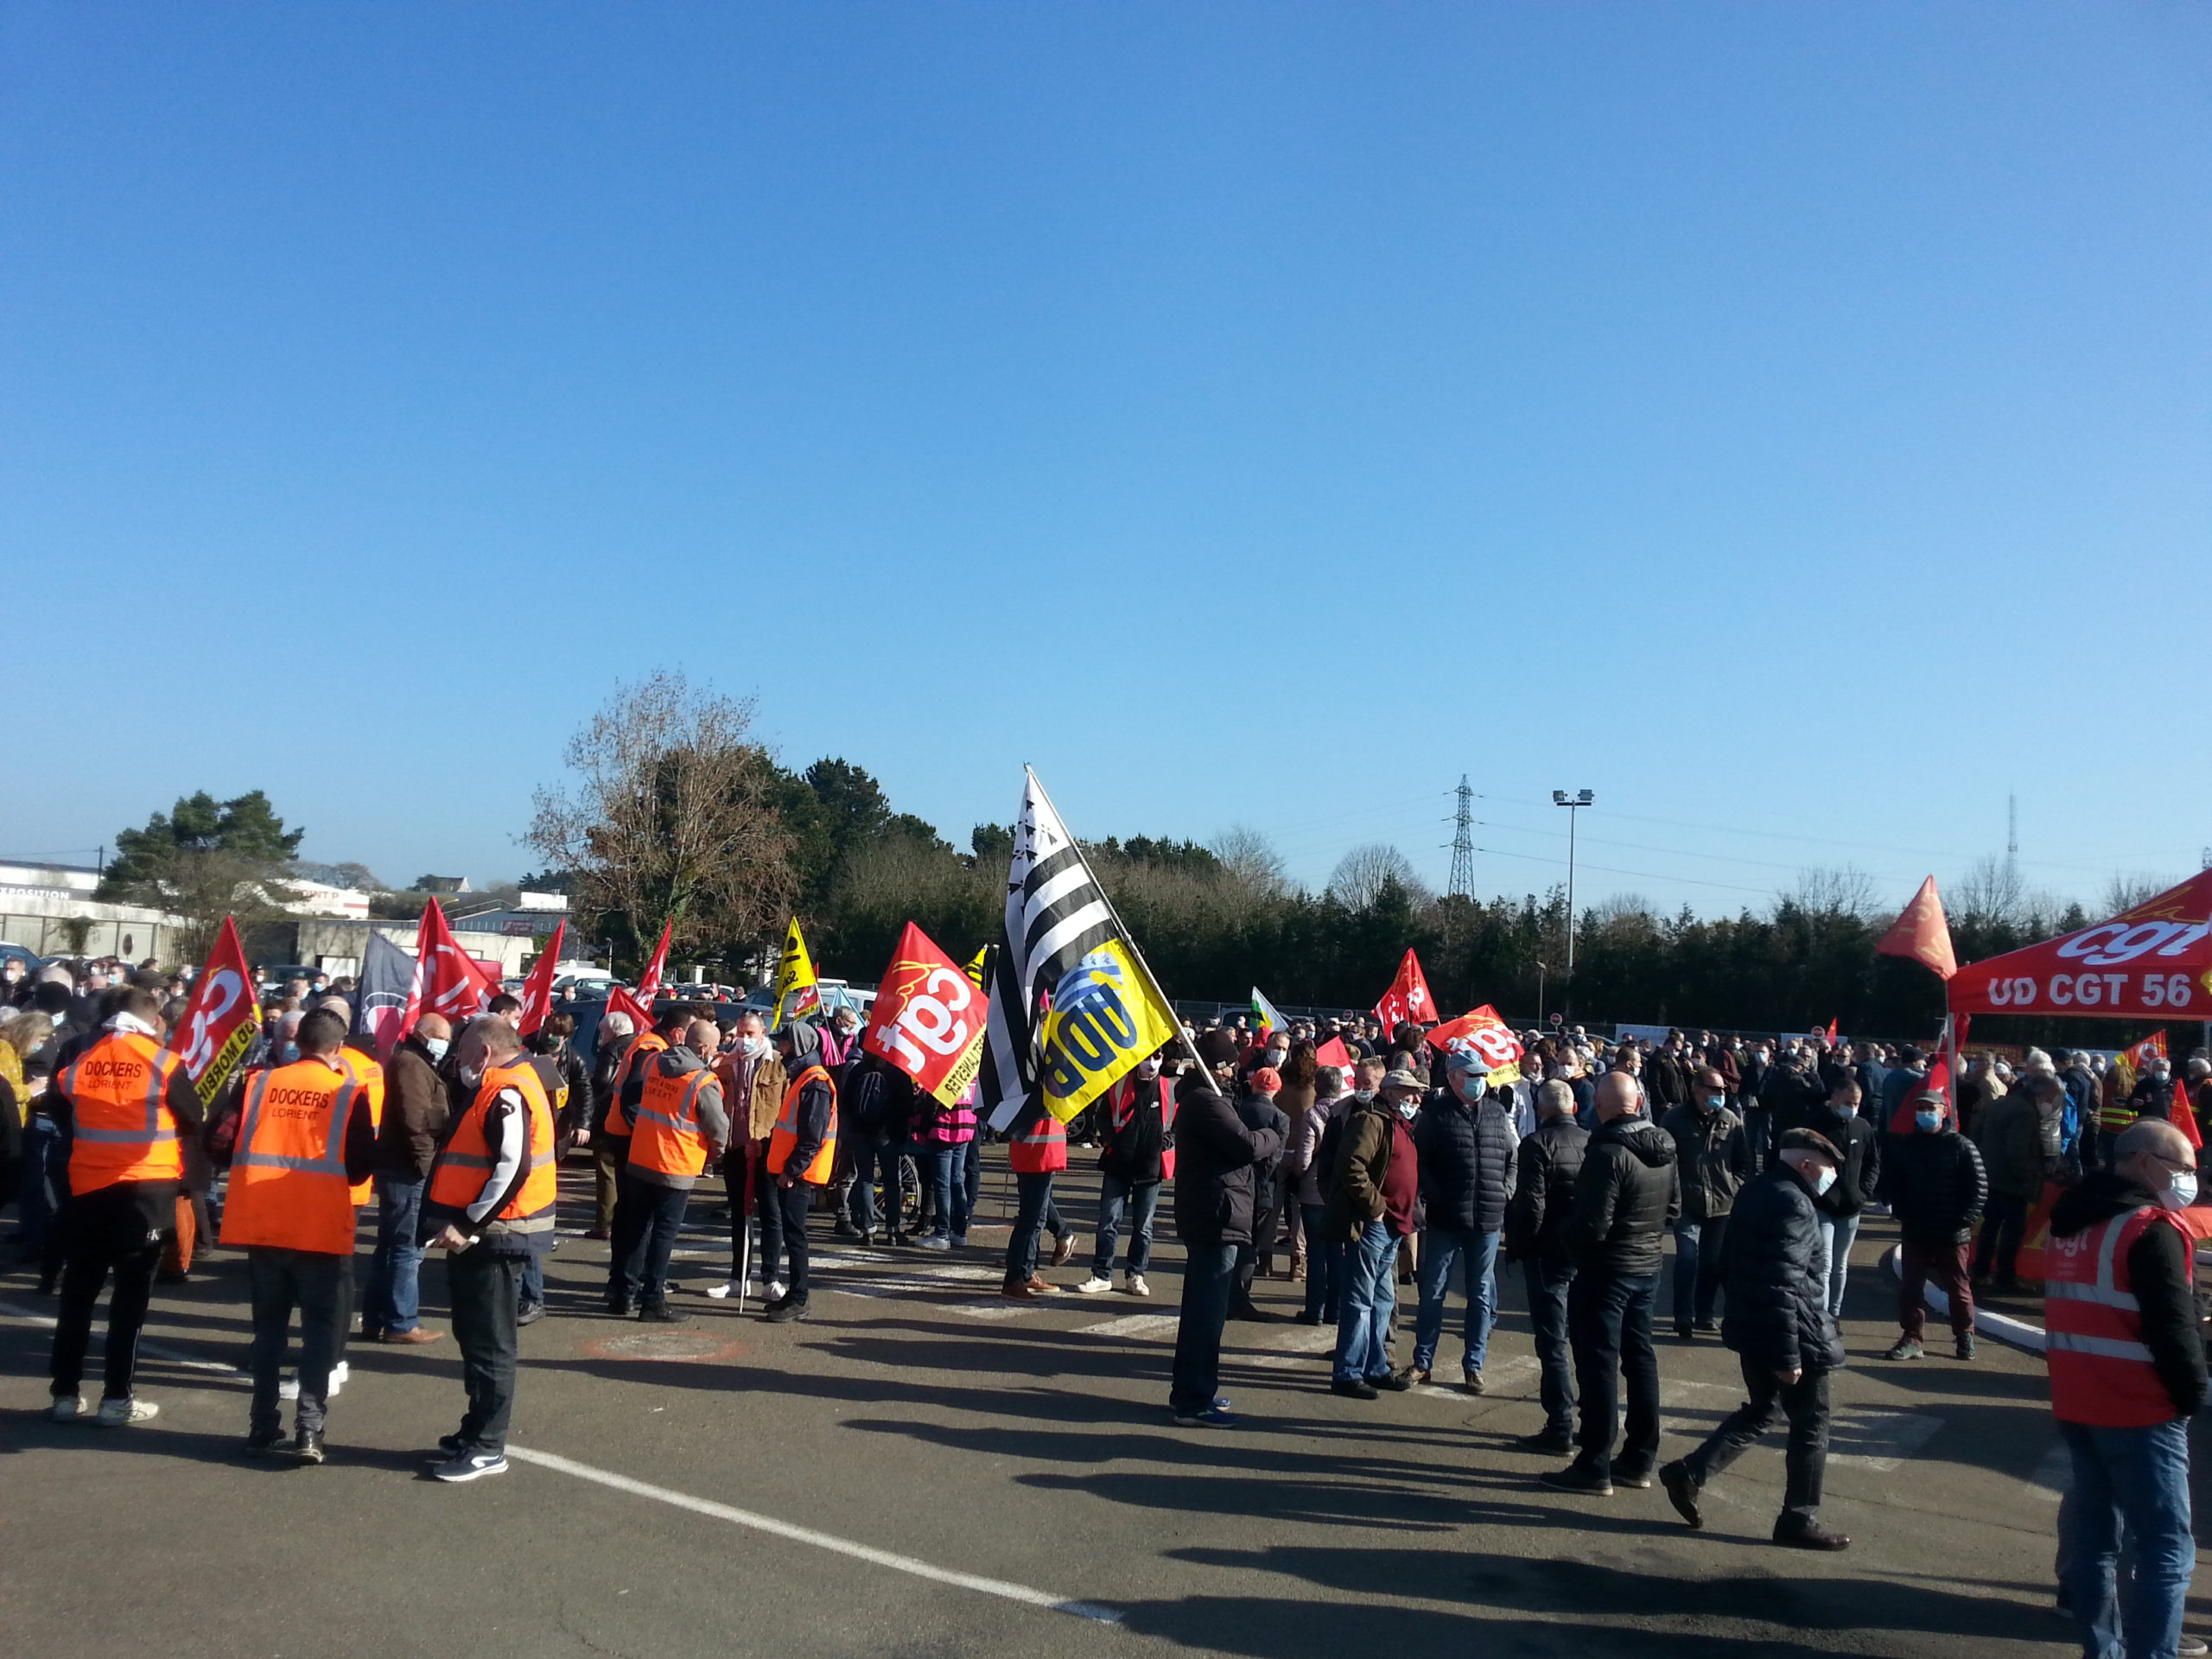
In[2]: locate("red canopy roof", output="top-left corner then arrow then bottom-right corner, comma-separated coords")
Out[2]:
1948,868 -> 2212,1022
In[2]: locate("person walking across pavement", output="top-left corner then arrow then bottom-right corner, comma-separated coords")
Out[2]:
611,1017 -> 729,1323
1410,1050 -> 1518,1393
1808,1075 -> 1880,1320
761,1020 -> 837,1324
1660,1066 -> 1751,1340
45,987 -> 204,1427
1325,1063 -> 1424,1401
1661,1128 -> 1852,1550
1882,1087 -> 1986,1363
361,1013 -> 450,1344
2044,1118 -> 2205,1659
204,1007 -> 378,1462
1542,1070 -> 1679,1497
1166,1069 -> 1282,1427
1506,1078 -> 1590,1456
420,1016 -> 558,1483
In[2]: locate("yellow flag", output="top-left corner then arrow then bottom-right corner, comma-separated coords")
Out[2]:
1036,938 -> 1182,1124
773,917 -> 820,1027
964,944 -> 988,988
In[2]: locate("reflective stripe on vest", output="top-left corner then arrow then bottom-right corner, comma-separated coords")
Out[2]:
219,1058 -> 359,1255
605,1033 -> 667,1137
59,1032 -> 184,1195
2097,1099 -> 2138,1134
631,1064 -> 713,1179
2044,1204 -> 2182,1427
1009,1109 -> 1067,1174
336,1047 -> 386,1206
427,1062 -> 558,1231
768,1064 -> 838,1184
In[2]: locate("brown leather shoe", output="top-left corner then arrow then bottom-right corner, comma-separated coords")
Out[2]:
1025,1276 -> 1063,1294
1051,1234 -> 1077,1268
1001,1284 -> 1040,1300
381,1327 -> 444,1345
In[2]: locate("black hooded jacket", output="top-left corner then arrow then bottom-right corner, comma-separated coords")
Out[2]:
1564,1114 -> 1681,1275
2049,1173 -> 2206,1419
1719,1163 -> 1844,1376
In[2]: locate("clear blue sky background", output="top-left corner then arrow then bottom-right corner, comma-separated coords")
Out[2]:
5,3 -> 2208,925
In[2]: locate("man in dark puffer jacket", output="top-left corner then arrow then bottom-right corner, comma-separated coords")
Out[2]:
1661,1128 -> 1852,1551
1410,1051 -> 1519,1392
1542,1071 -> 1680,1497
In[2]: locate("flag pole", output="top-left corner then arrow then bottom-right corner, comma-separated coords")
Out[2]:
1023,767 -> 1211,1083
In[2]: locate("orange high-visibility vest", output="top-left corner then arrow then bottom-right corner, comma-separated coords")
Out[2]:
428,1061 -> 558,1230
336,1045 -> 386,1206
631,1062 -> 715,1180
59,1031 -> 185,1195
1009,1109 -> 1067,1174
2046,1204 -> 2187,1427
219,1056 -> 360,1255
767,1064 -> 837,1185
604,1033 -> 668,1137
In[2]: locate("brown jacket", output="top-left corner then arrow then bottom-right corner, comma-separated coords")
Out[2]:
375,1033 -> 452,1179
714,1047 -> 788,1142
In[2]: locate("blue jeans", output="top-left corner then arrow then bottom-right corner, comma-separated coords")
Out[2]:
920,1145 -> 972,1239
363,1174 -> 428,1335
1333,1221 -> 1401,1382
2056,1417 -> 2193,1659
845,1135 -> 901,1234
1005,1171 -> 1058,1287
1092,1175 -> 1159,1275
13,1117 -> 60,1259
1301,1203 -> 1343,1321
1412,1225 -> 1500,1377
1568,1267 -> 1661,1476
1816,1211 -> 1860,1319
1524,1255 -> 1576,1436
1671,1215 -> 1727,1331
1169,1242 -> 1238,1414
963,1137 -> 981,1213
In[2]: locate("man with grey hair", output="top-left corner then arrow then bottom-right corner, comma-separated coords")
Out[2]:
1662,1128 -> 1850,1550
1506,1077 -> 1589,1453
1409,1048 -> 1518,1391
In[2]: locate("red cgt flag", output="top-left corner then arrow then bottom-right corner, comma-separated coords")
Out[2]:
518,919 -> 567,1037
1317,1036 -> 1357,1081
2173,1078 -> 2203,1152
862,922 -> 988,1107
604,919 -> 674,1032
175,915 -> 259,1108
415,899 -> 500,1025
1877,876 -> 1958,981
1426,1004 -> 1524,1081
1373,949 -> 1436,1033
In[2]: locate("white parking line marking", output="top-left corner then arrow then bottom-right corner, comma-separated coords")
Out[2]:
1828,1408 -> 1943,1471
505,1445 -> 1121,1622
952,1302 -> 1034,1319
0,1300 -> 240,1376
1078,1313 -> 1179,1340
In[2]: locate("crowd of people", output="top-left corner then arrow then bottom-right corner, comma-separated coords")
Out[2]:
1,957 -> 2205,1656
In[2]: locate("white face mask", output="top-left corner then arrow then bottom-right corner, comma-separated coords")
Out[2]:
1812,1165 -> 1837,1195
2159,1171 -> 2198,1211
742,1034 -> 768,1057
1394,1096 -> 1419,1121
423,1037 -> 449,1061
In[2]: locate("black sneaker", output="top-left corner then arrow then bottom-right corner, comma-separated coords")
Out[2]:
1518,1428 -> 1574,1456
432,1433 -> 466,1459
1661,1461 -> 1703,1529
1371,1370 -> 1414,1393
1773,1516 -> 1851,1550
517,1303 -> 546,1327
1955,1333 -> 1977,1361
1675,1325 -> 1695,1341
244,1427 -> 286,1457
1612,1466 -> 1654,1490
1694,1318 -> 1719,1333
1540,1462 -> 1614,1497
605,1299 -> 637,1318
766,1298 -> 809,1325
1331,1377 -> 1379,1401
1291,1311 -> 1322,1326
637,1303 -> 691,1325
430,1450 -> 509,1484
293,1427 -> 327,1465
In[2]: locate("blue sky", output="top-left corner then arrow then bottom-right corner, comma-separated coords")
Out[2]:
4,3 -> 2207,924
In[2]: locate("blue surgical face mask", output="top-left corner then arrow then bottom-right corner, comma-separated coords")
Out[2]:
279,1042 -> 300,1064
1915,1109 -> 1942,1133
1702,1094 -> 1726,1111
423,1037 -> 450,1062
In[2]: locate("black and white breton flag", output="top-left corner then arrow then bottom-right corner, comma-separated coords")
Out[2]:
979,768 -> 1120,1132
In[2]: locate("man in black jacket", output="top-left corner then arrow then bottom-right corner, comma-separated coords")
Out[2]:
1661,1128 -> 1852,1551
1808,1077 -> 1880,1321
1411,1050 -> 1518,1392
1882,1087 -> 1986,1362
1168,1071 -> 1281,1428
1660,1067 -> 1751,1340
1542,1071 -> 1680,1497
1506,1078 -> 1588,1453
2046,1118 -> 2205,1659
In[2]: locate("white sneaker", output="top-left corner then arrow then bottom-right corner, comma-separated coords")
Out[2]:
766,1280 -> 788,1303
48,1394 -> 86,1423
1075,1274 -> 1113,1294
1125,1274 -> 1151,1298
950,1234 -> 969,1249
279,1378 -> 301,1402
95,1396 -> 159,1427
327,1362 -> 346,1399
704,1279 -> 742,1300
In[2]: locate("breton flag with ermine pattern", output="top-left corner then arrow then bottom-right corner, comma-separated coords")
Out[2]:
981,768 -> 1180,1131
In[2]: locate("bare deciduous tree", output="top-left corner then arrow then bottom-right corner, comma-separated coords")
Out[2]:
526,671 -> 796,963
1950,855 -> 2031,929
1784,866 -> 1879,921
2101,872 -> 2180,916
1327,842 -> 1433,911
1209,824 -> 1288,896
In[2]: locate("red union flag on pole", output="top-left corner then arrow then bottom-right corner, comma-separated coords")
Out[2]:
1876,876 -> 1957,981
863,923 -> 988,1107
175,915 -> 258,1108
605,918 -> 673,1031
1425,1003 -> 1524,1085
1373,949 -> 1435,1033
415,899 -> 499,1025
517,919 -> 567,1037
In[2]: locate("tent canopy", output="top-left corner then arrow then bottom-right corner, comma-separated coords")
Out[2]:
1948,868 -> 2212,1022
